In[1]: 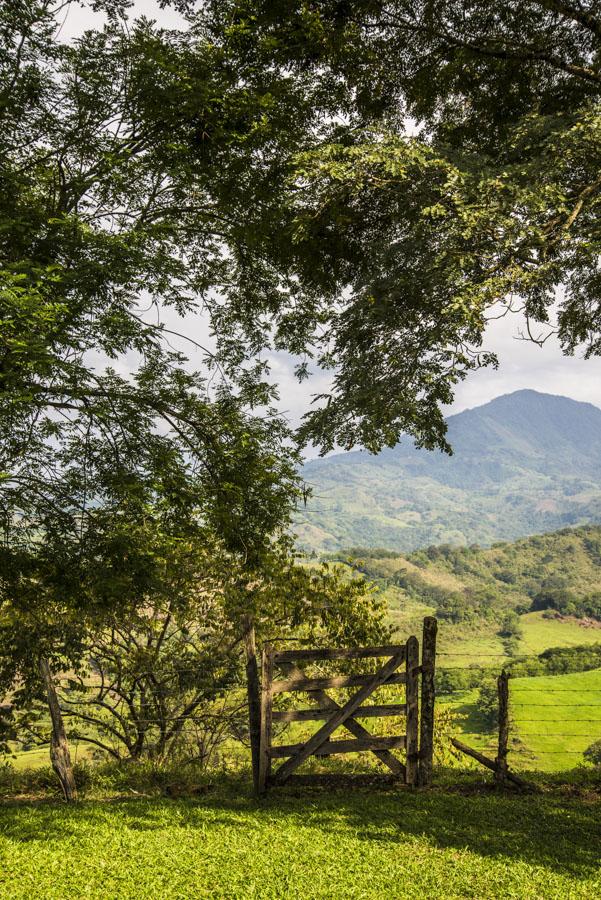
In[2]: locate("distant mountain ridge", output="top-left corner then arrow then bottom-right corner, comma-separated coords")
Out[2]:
297,390 -> 601,552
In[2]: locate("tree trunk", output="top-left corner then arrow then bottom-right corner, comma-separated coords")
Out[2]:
39,657 -> 77,802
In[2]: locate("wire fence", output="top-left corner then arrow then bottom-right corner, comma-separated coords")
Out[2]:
436,647 -> 601,765
15,645 -> 600,772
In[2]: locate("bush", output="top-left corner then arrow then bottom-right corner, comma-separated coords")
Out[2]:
477,678 -> 499,729
584,739 -> 601,767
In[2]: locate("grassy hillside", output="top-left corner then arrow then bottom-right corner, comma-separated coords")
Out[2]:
316,526 -> 601,770
1,781 -> 600,899
331,525 -> 601,662
297,391 -> 601,552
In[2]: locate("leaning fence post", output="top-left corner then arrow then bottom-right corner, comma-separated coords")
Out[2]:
405,635 -> 419,786
418,616 -> 437,787
243,616 -> 261,795
495,670 -> 510,785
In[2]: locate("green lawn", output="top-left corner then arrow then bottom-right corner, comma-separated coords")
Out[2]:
1,785 -> 600,899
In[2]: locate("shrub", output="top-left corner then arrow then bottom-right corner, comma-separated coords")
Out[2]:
583,739 -> 601,767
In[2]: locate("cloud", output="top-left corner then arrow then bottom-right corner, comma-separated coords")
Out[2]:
449,311 -> 601,416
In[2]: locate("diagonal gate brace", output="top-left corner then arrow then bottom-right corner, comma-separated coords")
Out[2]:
280,661 -> 405,778
271,648 -> 406,785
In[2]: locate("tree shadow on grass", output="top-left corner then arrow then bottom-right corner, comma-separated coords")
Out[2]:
0,784 -> 599,880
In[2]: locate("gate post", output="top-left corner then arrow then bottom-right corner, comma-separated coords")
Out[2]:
243,616 -> 261,795
495,670 -> 510,785
258,643 -> 274,794
405,635 -> 419,786
418,616 -> 437,787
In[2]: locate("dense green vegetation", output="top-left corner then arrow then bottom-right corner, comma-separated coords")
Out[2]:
342,523 -> 601,629
208,2 -> 601,455
298,392 -> 601,553
1,775 -> 600,899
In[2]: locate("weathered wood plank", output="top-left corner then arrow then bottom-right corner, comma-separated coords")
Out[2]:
451,738 -> 537,791
274,645 -> 405,663
271,648 -> 407,784
270,735 -> 406,758
495,670 -> 510,786
258,643 -> 274,795
272,672 -> 406,694
418,616 -> 437,788
272,702 -> 407,723
405,635 -> 419,786
278,662 -> 405,778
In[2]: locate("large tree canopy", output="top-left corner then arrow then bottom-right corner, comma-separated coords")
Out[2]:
0,0 -> 316,553
197,0 -> 601,452
4,0 -> 601,464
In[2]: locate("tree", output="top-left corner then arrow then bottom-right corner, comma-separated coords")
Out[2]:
1,0 -> 328,533
196,1 -> 601,453
2,503 -> 390,766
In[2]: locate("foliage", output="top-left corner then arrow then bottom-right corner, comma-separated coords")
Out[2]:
341,524 -> 601,629
0,507 -> 390,763
584,739 -> 601,766
433,706 -> 467,766
199,1 -> 601,454
5,2 -> 601,463
477,677 -> 500,729
532,586 -> 601,620
0,0 -> 316,657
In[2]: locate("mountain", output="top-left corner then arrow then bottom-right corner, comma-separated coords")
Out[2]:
296,390 -> 601,552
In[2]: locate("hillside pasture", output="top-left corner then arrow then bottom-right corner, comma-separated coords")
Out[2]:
518,612 -> 601,656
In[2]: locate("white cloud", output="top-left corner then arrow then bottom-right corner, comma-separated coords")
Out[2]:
449,311 -> 601,416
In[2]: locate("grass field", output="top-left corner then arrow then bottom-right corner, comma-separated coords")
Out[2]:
511,669 -> 601,771
442,669 -> 601,771
518,612 -> 601,655
1,782 -> 600,899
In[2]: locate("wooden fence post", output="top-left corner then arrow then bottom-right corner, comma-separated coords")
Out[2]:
418,616 -> 437,787
495,670 -> 510,785
258,643 -> 274,794
405,635 -> 419,786
39,657 -> 77,802
243,616 -> 261,795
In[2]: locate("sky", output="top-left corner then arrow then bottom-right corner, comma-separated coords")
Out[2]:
62,1 -> 601,452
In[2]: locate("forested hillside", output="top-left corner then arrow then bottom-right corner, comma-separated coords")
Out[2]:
325,524 -> 601,666
298,391 -> 601,551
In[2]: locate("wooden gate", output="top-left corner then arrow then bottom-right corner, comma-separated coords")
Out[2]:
257,617 -> 437,793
